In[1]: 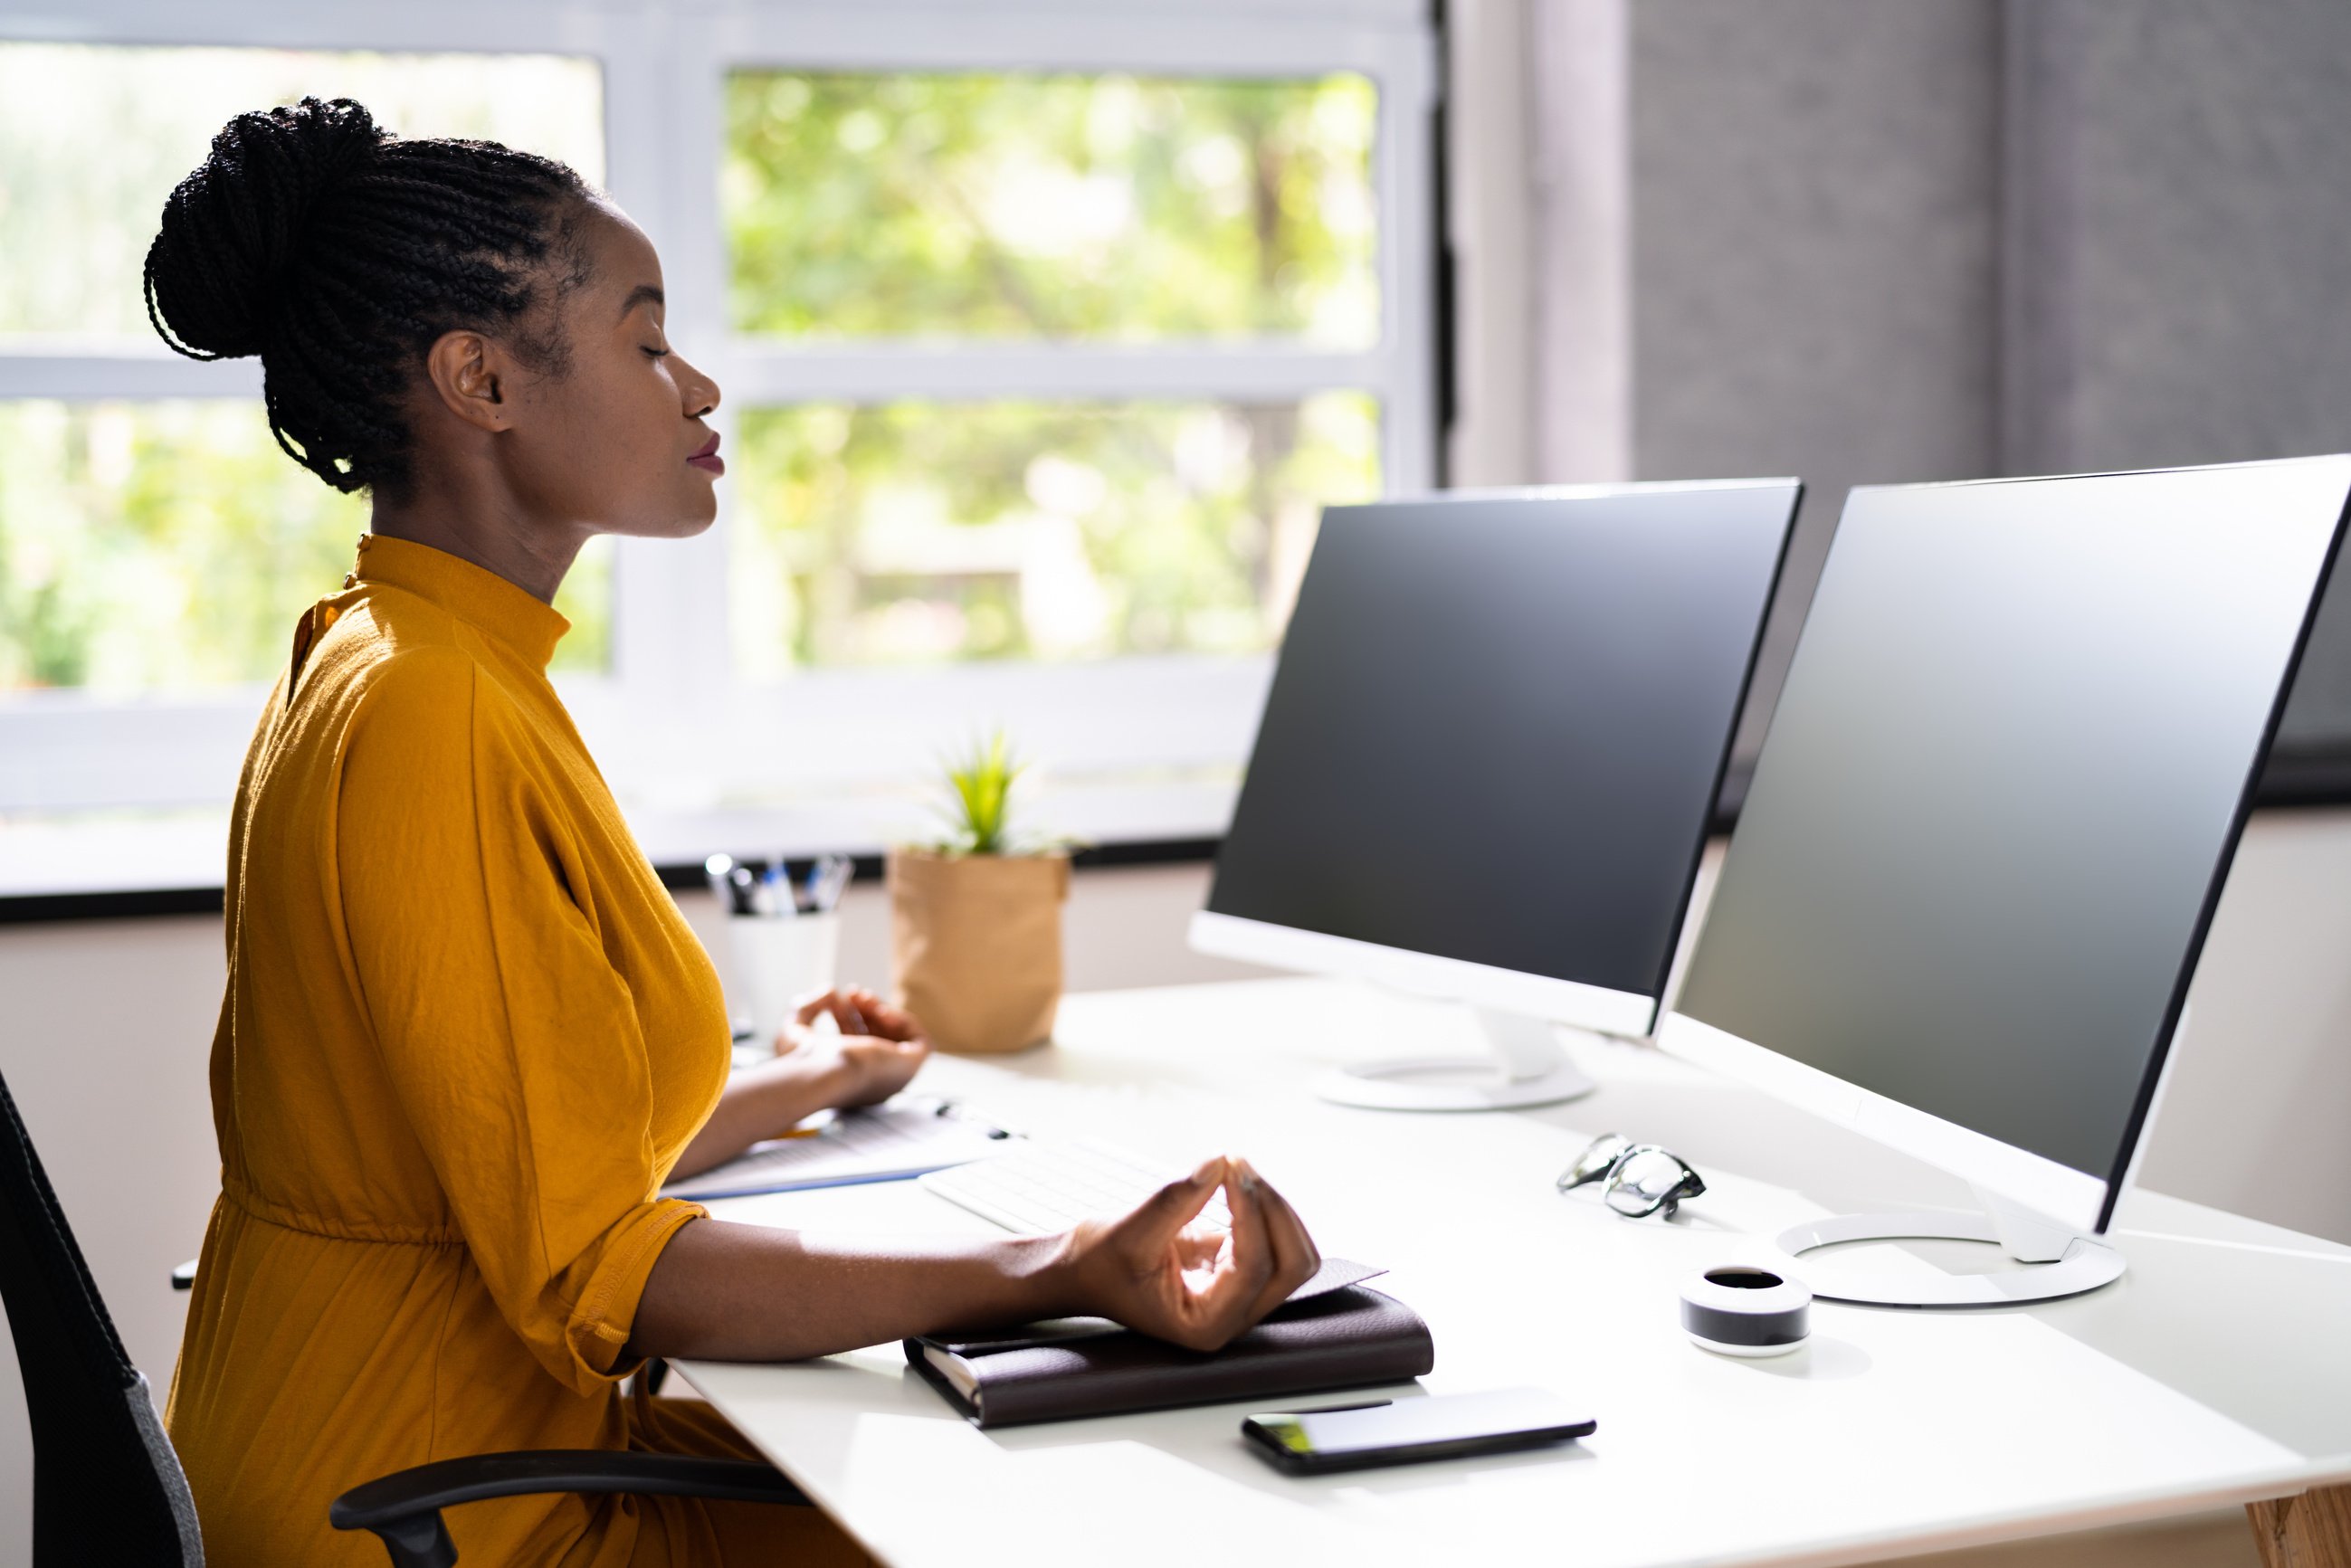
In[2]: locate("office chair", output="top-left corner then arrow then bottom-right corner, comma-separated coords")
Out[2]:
0,1070 -> 812,1567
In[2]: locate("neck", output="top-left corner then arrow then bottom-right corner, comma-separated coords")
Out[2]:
368,476 -> 586,605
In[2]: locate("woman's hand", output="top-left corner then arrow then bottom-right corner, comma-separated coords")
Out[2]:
633,1152 -> 1321,1364
780,985 -> 930,1111
1057,1155 -> 1320,1352
671,985 -> 931,1179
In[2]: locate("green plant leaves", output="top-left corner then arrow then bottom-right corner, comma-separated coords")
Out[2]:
934,727 -> 1024,856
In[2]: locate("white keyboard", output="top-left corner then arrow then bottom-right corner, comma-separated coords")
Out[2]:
919,1140 -> 1233,1236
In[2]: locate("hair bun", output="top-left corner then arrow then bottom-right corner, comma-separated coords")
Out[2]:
144,96 -> 385,361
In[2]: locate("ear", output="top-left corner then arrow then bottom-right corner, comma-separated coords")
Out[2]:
422,329 -> 519,434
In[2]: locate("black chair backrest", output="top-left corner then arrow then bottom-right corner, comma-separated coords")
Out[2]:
0,1069 -> 204,1565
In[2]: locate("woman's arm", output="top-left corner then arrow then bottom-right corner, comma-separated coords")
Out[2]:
628,1155 -> 1320,1361
670,987 -> 929,1180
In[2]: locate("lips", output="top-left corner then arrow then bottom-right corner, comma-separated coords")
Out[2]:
688,432 -> 725,476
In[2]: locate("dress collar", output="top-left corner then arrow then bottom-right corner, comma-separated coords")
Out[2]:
348,534 -> 571,671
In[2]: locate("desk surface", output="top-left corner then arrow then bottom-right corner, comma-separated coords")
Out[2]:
681,978 -> 2351,1568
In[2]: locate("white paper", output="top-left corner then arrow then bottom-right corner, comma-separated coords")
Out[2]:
663,1100 -> 1012,1200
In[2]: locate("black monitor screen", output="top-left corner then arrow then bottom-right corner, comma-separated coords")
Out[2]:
1209,484 -> 1798,1003
1674,461 -> 2348,1187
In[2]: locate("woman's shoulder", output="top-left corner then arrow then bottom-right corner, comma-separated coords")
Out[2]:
258,584 -> 574,815
316,603 -> 533,761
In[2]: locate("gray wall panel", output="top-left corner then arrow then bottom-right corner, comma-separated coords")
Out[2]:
1612,0 -> 2351,754
1630,0 -> 2002,756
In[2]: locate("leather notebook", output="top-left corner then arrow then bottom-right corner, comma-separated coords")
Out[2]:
905,1259 -> 1434,1429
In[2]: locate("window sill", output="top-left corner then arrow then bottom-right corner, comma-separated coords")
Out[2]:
0,773 -> 1241,922
9,752 -> 2350,924
0,835 -> 1228,926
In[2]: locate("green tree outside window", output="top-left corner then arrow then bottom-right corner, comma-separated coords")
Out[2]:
725,71 -> 1378,344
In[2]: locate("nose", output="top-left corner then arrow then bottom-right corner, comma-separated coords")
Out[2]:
680,354 -> 720,418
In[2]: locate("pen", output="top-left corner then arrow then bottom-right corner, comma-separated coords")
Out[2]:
928,1098 -> 1016,1140
728,863 -> 760,917
705,853 -> 738,913
810,852 -> 852,913
758,860 -> 796,919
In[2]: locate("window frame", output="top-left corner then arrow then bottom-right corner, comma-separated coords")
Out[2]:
0,0 -> 1437,867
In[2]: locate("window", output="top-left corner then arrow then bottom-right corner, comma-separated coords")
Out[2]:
0,401 -> 612,693
0,43 -> 612,714
729,394 -> 1380,673
0,4 -> 1436,887
722,71 -> 1379,346
0,43 -> 605,345
717,69 -> 1385,683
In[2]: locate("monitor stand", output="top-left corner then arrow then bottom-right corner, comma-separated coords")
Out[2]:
1314,1008 -> 1601,1112
1775,1186 -> 2126,1307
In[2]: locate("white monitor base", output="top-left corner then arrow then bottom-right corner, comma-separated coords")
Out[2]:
1776,1190 -> 2126,1308
1315,1009 -> 1604,1112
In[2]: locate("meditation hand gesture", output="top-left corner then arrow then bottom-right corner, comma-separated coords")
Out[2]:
1060,1155 -> 1321,1352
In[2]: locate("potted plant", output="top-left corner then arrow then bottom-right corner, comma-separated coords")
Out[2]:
887,731 -> 1071,1054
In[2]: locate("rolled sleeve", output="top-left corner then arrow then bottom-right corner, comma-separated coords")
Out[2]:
566,1197 -> 705,1381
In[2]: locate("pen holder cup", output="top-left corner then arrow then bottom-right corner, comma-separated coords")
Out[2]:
726,913 -> 842,1048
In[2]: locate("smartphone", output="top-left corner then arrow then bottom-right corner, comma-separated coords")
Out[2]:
1241,1388 -> 1594,1475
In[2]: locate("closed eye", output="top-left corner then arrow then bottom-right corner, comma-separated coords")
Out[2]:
642,345 -> 671,359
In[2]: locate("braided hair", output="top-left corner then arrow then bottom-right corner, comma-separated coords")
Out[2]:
143,97 -> 593,496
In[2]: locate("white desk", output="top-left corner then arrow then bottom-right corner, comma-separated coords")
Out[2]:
681,979 -> 2351,1568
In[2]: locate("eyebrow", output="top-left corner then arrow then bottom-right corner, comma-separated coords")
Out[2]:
618,284 -> 665,320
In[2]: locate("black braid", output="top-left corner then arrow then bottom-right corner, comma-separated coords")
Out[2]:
142,97 -> 591,496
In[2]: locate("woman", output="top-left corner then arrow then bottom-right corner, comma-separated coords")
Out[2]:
148,98 -> 1319,1566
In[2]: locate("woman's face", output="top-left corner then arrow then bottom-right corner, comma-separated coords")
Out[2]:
496,201 -> 725,540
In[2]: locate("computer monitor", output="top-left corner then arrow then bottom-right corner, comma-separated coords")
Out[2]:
1191,480 -> 1802,1111
1661,456 -> 2351,1307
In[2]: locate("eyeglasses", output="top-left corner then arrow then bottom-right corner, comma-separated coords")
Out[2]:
1556,1133 -> 1707,1221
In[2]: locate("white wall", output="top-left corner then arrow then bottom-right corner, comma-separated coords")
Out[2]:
4,828 -> 2345,1563
2137,810 -> 2351,1239
0,912 -> 226,1561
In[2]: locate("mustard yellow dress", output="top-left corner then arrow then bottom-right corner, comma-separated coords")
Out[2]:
167,536 -> 861,1566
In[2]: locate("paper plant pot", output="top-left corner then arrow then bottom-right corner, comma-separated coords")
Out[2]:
887,847 -> 1070,1054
